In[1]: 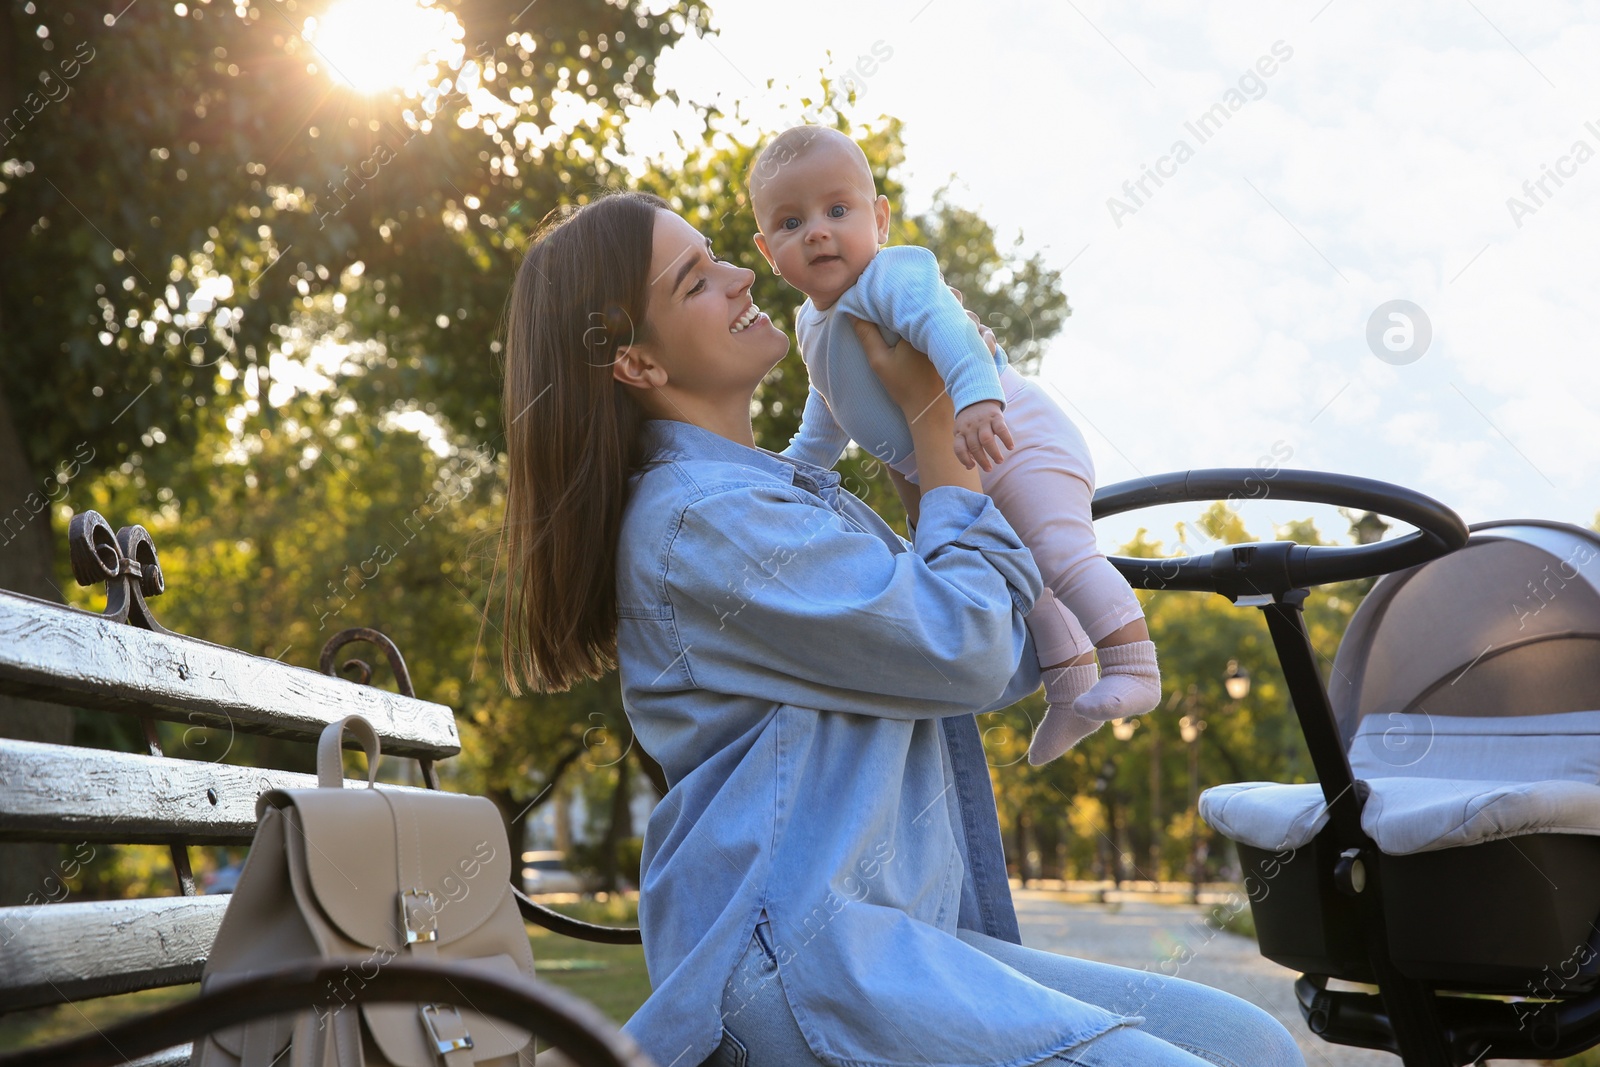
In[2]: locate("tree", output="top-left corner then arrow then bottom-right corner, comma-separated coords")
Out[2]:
51,293 -> 678,892
0,0 -> 705,901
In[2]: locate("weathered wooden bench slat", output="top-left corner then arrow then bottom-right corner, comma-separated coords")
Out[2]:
0,590 -> 460,759
0,895 -> 227,1012
0,738 -> 431,844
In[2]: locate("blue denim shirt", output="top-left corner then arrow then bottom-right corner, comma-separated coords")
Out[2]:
615,420 -> 1134,1067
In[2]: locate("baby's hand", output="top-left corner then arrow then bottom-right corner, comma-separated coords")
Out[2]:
954,400 -> 1013,472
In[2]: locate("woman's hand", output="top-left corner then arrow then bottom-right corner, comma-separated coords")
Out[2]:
847,314 -> 947,418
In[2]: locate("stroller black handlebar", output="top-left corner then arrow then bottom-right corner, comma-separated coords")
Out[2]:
1091,468 -> 1470,597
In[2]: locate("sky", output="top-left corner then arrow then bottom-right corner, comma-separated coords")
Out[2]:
623,0 -> 1600,558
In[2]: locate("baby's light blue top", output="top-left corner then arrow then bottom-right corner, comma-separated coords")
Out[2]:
784,244 -> 1009,475
615,419 -> 1134,1067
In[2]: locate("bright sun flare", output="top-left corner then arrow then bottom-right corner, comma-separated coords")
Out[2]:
305,0 -> 461,93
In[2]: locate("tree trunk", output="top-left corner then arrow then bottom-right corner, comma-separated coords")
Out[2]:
1036,817 -> 1061,881
598,752 -> 633,893
0,381 -> 77,906
483,786 -> 532,868
485,744 -> 587,857
635,744 -> 668,798
1012,808 -> 1030,888
1,10 -> 82,902
506,795 -> 531,864
555,788 -> 573,854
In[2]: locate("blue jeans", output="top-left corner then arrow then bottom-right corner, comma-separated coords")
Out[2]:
706,919 -> 1305,1067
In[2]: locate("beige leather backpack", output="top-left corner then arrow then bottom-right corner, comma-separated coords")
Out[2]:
196,715 -> 538,1067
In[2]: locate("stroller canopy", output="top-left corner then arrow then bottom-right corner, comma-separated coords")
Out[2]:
1328,519 -> 1600,746
1202,519 -> 1600,856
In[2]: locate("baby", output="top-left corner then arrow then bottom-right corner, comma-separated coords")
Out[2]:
747,126 -> 1162,764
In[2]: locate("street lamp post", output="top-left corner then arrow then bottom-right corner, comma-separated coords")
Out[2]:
1094,756 -> 1122,893
1180,710 -> 1205,903
1180,660 -> 1252,904
1148,712 -> 1161,887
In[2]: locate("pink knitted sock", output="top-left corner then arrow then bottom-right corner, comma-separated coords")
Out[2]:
1073,640 -> 1162,722
1028,663 -> 1103,766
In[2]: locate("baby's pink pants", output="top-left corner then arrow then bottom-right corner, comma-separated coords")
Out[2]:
906,366 -> 1146,667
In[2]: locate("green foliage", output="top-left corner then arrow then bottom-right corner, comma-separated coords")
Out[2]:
2,0 -> 706,495
568,835 -> 643,887
905,184 -> 1070,377
1193,501 -> 1253,545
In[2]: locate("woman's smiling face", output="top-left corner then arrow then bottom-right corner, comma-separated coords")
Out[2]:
622,210 -> 788,412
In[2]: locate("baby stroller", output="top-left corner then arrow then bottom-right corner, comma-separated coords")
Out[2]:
1093,468 -> 1600,1067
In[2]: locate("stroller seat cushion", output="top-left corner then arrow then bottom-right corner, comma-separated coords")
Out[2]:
1359,776 -> 1600,854
1201,710 -> 1600,856
1199,777 -> 1600,855
1198,781 -> 1333,853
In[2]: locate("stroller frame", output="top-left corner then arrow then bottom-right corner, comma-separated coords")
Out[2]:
1093,468 -> 1600,1067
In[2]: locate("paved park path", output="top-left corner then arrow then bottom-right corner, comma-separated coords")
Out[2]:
1011,888 -> 1399,1067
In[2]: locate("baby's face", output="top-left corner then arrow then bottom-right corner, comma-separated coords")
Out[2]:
752,142 -> 890,310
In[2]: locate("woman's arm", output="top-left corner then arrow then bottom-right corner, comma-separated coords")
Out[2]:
887,467 -> 919,531
873,305 -> 1001,534
848,312 -> 982,496
662,479 -> 1040,719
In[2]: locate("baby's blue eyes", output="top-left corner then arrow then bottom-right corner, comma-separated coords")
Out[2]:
779,206 -> 847,230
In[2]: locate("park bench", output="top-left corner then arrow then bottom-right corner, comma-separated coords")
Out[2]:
0,510 -> 650,1067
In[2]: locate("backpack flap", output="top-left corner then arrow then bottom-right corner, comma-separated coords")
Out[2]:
279,788 -> 406,953
285,787 -> 535,1064
287,788 -> 515,951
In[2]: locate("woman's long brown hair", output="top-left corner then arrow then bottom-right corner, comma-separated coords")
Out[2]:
499,191 -> 668,694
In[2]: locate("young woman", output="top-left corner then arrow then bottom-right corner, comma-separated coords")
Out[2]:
499,190 -> 1305,1067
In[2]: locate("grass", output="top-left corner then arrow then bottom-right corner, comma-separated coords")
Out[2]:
0,984 -> 199,1051
526,893 -> 651,1029
1214,900 -> 1256,940
0,894 -> 653,1055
